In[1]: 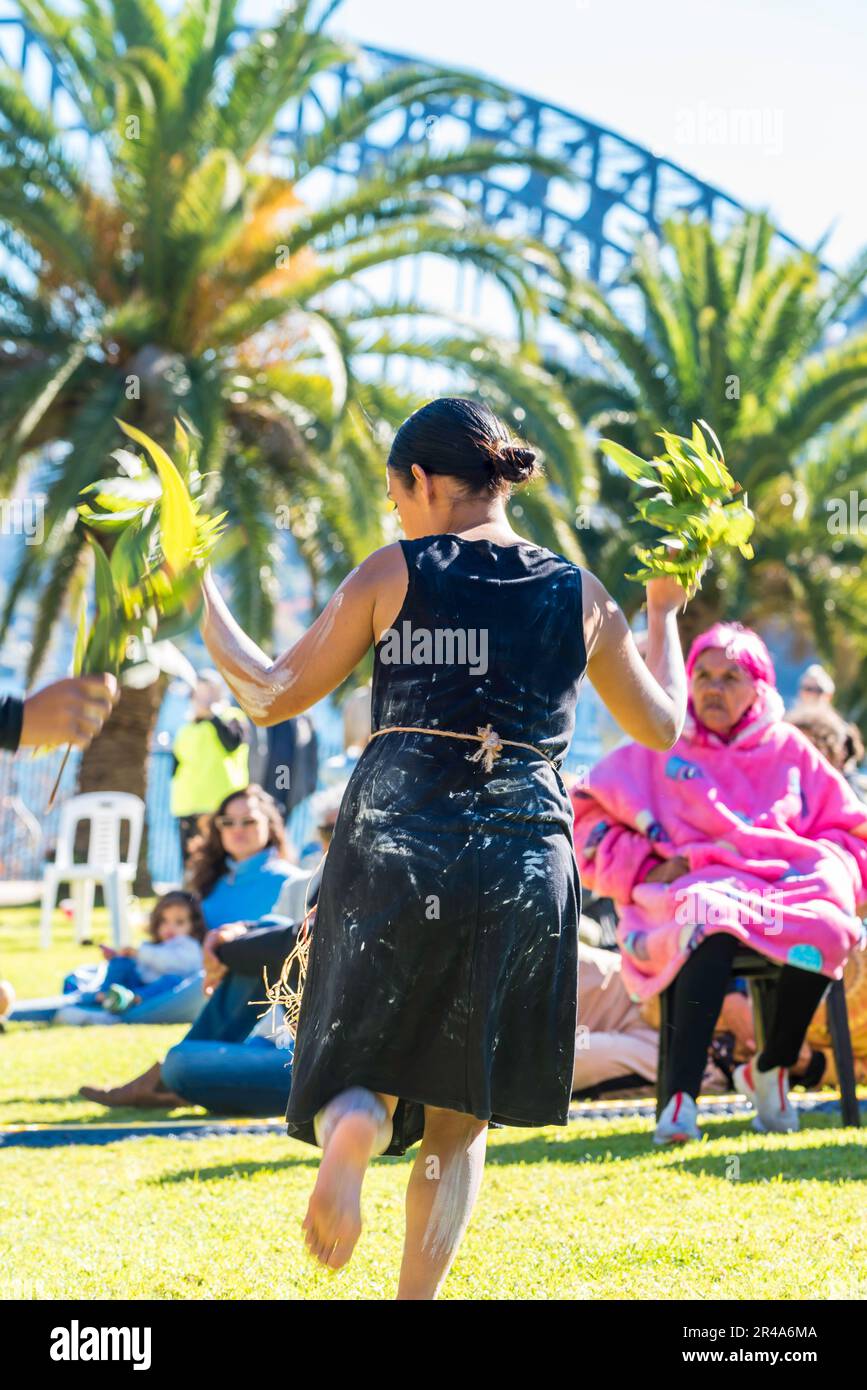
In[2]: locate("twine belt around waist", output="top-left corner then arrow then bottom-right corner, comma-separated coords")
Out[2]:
368,722 -> 556,774
271,725 -> 560,1040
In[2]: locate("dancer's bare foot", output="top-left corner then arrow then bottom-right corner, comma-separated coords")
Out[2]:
302,1109 -> 382,1270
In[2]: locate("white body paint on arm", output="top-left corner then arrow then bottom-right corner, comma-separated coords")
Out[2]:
198,545 -> 409,726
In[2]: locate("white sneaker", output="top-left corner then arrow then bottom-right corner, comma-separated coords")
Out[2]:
653,1091 -> 701,1145
734,1061 -> 799,1133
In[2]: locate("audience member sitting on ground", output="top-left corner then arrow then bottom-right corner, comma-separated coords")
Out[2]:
12,784 -> 306,1028
571,940 -> 659,1097
78,797 -> 327,1108
806,945 -> 867,1087
788,701 -> 867,803
0,979 -> 15,1032
76,891 -> 206,1015
158,909 -> 310,1114
12,891 -> 206,1027
79,863 -> 322,1110
793,663 -> 836,709
572,622 -> 867,1145
188,784 -> 309,927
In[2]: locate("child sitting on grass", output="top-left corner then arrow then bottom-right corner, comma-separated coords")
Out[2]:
85,891 -> 206,1014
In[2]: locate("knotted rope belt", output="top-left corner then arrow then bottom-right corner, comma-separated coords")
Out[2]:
368,722 -> 556,774
270,723 -> 560,1040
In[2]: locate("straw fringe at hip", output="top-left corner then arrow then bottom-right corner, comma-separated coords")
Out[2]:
255,873 -> 319,1044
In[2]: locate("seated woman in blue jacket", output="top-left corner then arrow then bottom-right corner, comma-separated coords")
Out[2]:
12,785 -> 307,1028
79,811 -> 330,1111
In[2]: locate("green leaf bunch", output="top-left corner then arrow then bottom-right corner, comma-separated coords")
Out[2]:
73,418 -> 226,678
599,420 -> 755,599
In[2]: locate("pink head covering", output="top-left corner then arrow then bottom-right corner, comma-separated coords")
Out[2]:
684,621 -> 784,746
686,622 -> 776,686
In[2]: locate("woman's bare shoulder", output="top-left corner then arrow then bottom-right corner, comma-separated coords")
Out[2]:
355,543 -> 411,638
577,566 -> 627,656
578,566 -> 616,611
357,542 -> 407,578
334,542 -> 407,594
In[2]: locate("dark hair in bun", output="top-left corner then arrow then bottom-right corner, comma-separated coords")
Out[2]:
488,440 -> 538,483
387,397 -> 541,495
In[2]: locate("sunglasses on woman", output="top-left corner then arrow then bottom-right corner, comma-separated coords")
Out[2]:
215,815 -> 260,829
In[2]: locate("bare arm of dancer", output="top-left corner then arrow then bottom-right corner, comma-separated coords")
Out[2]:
582,571 -> 687,751
197,544 -> 408,725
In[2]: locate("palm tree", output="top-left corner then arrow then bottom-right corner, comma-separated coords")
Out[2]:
0,0 -> 589,880
551,211 -> 867,670
750,410 -> 867,719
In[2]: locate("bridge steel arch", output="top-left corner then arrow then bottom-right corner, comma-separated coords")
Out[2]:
0,11 -> 772,295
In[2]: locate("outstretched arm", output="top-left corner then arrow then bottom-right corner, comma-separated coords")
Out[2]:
582,571 -> 687,751
198,543 -> 407,726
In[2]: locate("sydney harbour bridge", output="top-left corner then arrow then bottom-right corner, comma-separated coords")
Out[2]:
0,10 -> 769,296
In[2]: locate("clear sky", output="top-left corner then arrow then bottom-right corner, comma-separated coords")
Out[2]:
300,0 -> 866,269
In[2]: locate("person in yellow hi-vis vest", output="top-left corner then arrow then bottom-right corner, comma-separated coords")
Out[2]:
171,671 -> 250,862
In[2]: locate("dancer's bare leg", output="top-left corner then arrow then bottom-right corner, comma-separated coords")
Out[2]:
396,1105 -> 488,1300
303,1087 -> 397,1271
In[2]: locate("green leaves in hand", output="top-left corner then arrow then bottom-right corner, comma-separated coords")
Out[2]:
73,419 -> 226,681
600,420 -> 755,599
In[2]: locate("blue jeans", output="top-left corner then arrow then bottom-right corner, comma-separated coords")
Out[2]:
12,961 -> 202,1024
161,972 -> 293,1115
162,1038 -> 293,1115
79,956 -> 183,1007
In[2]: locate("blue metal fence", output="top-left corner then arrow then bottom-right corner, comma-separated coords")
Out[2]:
0,744 -> 81,883
0,741 -> 344,888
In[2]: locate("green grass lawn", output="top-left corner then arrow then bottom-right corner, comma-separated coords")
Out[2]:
2,907 -> 867,1300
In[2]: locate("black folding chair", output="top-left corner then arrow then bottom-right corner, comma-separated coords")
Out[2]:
657,948 -> 861,1127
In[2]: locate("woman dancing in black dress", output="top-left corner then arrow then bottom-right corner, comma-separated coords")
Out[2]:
196,398 -> 687,1298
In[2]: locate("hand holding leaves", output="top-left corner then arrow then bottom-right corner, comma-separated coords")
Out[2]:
600,421 -> 755,601
47,420 -> 225,806
73,418 -> 226,679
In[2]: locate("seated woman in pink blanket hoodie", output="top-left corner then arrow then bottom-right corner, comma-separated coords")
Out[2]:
572,621 -> 867,1145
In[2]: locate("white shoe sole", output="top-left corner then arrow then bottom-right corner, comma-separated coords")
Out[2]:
735,1069 -> 799,1134
751,1114 -> 799,1135
653,1129 -> 700,1146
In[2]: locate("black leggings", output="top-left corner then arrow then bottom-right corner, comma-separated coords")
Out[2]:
666,933 -> 829,1100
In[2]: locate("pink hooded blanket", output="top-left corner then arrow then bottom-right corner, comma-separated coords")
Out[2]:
572,629 -> 867,1001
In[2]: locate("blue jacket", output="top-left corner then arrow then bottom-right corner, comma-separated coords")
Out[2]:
200,848 -> 300,930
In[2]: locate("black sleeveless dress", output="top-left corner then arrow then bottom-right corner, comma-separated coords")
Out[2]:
285,535 -> 587,1155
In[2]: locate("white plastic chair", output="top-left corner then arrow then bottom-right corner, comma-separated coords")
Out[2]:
39,793 -> 145,949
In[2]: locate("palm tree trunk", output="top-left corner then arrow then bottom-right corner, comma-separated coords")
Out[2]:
76,676 -> 168,895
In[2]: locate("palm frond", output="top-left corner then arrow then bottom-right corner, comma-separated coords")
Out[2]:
290,66 -> 513,179
110,0 -> 171,57
15,0 -> 113,131
770,338 -> 867,459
